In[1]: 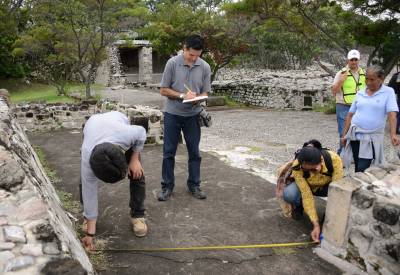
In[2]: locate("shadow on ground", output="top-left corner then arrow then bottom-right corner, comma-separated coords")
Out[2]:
28,129 -> 340,275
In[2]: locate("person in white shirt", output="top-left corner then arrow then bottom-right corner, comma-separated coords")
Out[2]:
80,111 -> 147,251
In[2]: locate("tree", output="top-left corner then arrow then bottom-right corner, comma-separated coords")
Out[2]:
141,0 -> 249,81
16,0 -> 147,98
0,0 -> 30,78
226,0 -> 399,75
341,0 -> 400,74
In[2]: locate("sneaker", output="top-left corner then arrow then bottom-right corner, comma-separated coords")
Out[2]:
292,205 -> 304,220
189,186 -> 207,199
157,188 -> 173,201
131,217 -> 148,237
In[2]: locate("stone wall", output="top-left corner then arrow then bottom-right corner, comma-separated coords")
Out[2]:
12,100 -> 163,144
321,161 -> 400,275
0,91 -> 93,274
212,68 -> 333,110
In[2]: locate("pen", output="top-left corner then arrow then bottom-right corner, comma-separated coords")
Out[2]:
184,84 -> 191,92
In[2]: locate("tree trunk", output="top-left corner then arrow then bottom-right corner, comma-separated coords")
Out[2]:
85,79 -> 91,99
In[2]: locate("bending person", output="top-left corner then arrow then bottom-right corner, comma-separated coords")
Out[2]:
80,111 -> 147,251
278,143 -> 343,242
341,65 -> 400,172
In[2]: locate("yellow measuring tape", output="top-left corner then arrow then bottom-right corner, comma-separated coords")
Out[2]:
95,241 -> 318,252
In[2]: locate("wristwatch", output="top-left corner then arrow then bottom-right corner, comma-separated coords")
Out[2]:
179,93 -> 184,100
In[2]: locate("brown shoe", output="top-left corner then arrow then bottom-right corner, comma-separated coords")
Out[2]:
131,218 -> 148,237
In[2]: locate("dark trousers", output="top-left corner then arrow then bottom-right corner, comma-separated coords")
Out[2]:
350,140 -> 374,173
125,148 -> 146,218
79,148 -> 146,218
161,112 -> 201,191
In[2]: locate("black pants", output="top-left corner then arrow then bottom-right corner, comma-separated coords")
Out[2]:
79,148 -> 146,218
350,140 -> 374,173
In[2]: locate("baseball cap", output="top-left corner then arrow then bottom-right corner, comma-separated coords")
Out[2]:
347,49 -> 360,60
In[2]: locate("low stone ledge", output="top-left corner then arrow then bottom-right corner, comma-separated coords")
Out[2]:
13,99 -> 164,144
321,164 -> 400,275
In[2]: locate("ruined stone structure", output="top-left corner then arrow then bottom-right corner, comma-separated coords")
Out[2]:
13,100 -> 163,144
212,68 -> 333,110
96,36 -> 168,87
0,90 -> 93,274
321,163 -> 400,275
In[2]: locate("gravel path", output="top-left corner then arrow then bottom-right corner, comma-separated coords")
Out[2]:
201,108 -> 339,183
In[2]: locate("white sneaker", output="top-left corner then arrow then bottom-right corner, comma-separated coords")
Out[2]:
131,218 -> 148,237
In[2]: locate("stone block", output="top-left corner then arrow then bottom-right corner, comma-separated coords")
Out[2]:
206,96 -> 226,107
370,222 -> 393,238
351,212 -> 369,226
352,189 -> 376,209
0,150 -> 25,191
365,166 -> 388,180
17,197 -> 47,222
4,256 -> 34,272
372,202 -> 400,225
3,225 -> 26,243
349,227 -> 373,256
43,242 -> 60,255
21,244 -> 43,257
0,242 -> 15,250
323,178 -> 361,247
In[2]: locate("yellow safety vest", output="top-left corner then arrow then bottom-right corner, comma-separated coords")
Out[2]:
341,67 -> 366,104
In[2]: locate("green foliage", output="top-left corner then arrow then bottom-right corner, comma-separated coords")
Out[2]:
15,0 -> 146,98
33,146 -> 61,184
0,1 -> 30,77
313,100 -> 336,114
7,81 -> 103,103
341,0 -> 400,74
141,1 -> 249,80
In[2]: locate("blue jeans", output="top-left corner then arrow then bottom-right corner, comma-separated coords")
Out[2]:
336,103 -> 350,154
350,140 -> 374,172
162,112 -> 201,191
283,182 -> 329,207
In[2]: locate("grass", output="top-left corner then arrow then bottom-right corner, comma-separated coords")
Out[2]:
0,78 -> 103,104
224,95 -> 251,108
34,146 -> 61,184
313,100 -> 336,114
33,145 -> 81,215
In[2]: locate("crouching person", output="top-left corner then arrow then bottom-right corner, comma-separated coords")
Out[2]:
80,111 -> 148,251
276,140 -> 343,242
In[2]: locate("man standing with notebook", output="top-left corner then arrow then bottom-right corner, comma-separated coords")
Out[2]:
158,34 -> 211,201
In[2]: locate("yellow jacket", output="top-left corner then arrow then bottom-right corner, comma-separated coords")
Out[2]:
291,150 -> 343,222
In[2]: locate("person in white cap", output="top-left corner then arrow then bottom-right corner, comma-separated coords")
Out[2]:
331,49 -> 366,154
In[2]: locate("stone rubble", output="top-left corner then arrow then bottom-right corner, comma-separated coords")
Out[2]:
211,67 -> 334,110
